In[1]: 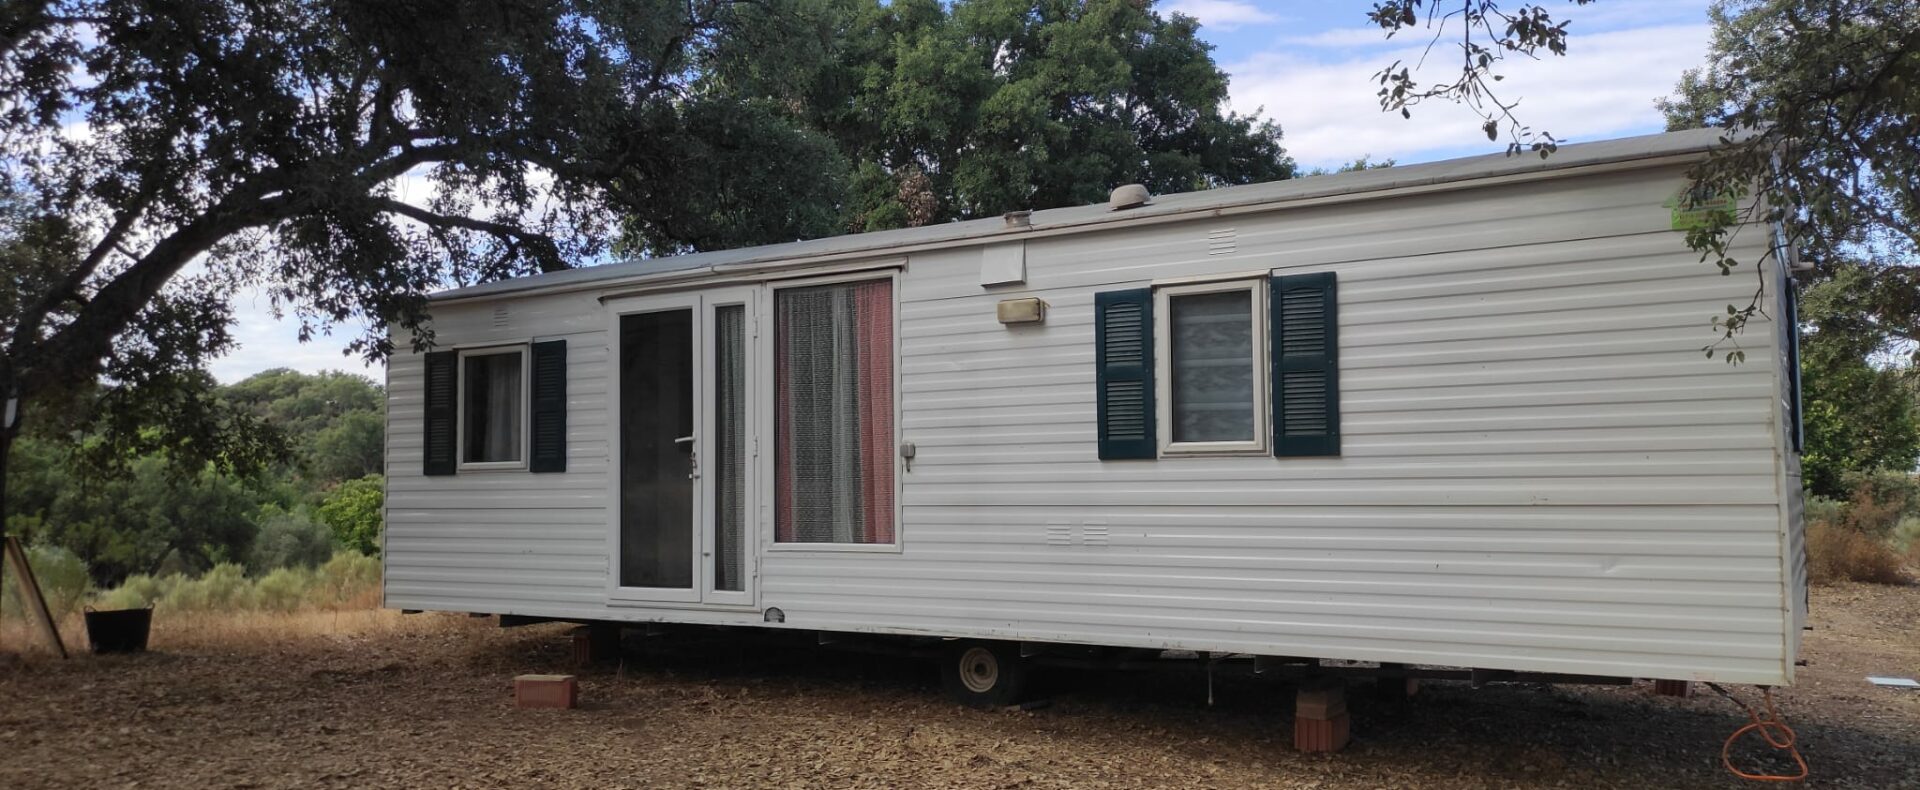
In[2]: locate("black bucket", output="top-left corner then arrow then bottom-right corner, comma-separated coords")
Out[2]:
84,606 -> 153,654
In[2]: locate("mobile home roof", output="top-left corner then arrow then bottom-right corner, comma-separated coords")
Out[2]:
434,127 -> 1735,303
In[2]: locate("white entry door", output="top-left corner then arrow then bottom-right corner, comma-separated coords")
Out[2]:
607,287 -> 758,606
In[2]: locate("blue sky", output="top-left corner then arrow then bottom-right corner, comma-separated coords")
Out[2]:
207,0 -> 1717,382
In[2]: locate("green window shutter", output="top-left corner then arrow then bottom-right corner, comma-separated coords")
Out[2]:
529,339 -> 568,473
1095,288 -> 1156,459
1271,272 -> 1340,457
422,350 -> 458,476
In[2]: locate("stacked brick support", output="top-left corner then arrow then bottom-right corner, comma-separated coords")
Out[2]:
1293,683 -> 1351,752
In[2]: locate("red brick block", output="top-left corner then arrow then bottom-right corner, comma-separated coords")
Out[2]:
1653,679 -> 1691,698
515,674 -> 578,709
1296,683 -> 1348,720
1297,694 -> 1348,720
1294,713 -> 1352,752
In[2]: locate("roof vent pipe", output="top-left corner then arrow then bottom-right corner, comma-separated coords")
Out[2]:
1109,183 -> 1150,211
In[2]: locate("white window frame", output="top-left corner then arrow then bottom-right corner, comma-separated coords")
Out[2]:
1154,278 -> 1269,457
762,268 -> 905,553
455,344 -> 531,471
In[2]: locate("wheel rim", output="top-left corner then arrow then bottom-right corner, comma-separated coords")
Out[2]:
958,646 -> 1000,694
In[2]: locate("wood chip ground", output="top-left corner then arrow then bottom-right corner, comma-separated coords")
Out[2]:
2,583 -> 1916,788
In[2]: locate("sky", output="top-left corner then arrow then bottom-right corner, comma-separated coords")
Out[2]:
205,0 -> 1716,383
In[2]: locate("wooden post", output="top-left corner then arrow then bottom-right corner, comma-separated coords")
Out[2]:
2,536 -> 68,659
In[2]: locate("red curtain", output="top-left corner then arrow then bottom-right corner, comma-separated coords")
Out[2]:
855,280 -> 896,543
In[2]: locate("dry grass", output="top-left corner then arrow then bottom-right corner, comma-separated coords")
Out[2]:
1808,518 -> 1914,586
0,588 -> 392,657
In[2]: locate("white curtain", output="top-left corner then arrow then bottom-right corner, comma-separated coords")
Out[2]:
714,305 -> 745,590
1170,290 -> 1254,443
775,280 -> 895,543
466,352 -> 522,462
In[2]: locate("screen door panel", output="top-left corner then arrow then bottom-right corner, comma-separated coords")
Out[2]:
618,308 -> 695,590
712,304 -> 747,593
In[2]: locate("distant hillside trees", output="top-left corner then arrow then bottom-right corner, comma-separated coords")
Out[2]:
4,369 -> 384,584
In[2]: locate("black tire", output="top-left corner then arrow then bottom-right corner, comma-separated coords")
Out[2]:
940,640 -> 1031,708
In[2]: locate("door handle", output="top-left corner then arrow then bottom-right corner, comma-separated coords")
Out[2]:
675,435 -> 699,479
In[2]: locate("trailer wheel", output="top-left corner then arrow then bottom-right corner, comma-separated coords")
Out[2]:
941,641 -> 1031,708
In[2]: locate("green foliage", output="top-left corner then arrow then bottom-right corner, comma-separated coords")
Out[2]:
709,0 -> 1294,232
1303,156 -> 1397,177
317,476 -> 385,557
1795,261 -> 1920,497
7,448 -> 265,584
1799,351 -> 1920,497
221,369 -> 386,484
1,2 -> 850,534
1658,1 -> 1920,356
160,563 -> 255,612
0,544 -> 92,620
318,552 -> 384,606
90,552 -> 381,613
254,567 -> 319,612
247,506 -> 337,574
5,368 -> 389,586
1365,0 -> 1598,156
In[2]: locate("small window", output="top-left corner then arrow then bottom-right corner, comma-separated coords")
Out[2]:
460,347 -> 528,467
1155,280 -> 1268,455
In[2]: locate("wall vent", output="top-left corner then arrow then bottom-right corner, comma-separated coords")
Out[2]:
491,303 -> 512,329
1207,227 -> 1237,256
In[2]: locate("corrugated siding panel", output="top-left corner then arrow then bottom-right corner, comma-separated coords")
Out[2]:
384,290 -> 611,613
384,163 -> 1793,683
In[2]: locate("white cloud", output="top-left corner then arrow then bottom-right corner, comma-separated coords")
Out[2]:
210,287 -> 384,384
1163,0 -> 1280,31
1278,26 -> 1399,49
1229,22 -> 1711,169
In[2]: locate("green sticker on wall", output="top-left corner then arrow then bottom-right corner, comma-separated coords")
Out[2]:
1665,186 -> 1740,231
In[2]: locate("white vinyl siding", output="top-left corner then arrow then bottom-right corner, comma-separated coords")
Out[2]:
385,157 -> 1795,685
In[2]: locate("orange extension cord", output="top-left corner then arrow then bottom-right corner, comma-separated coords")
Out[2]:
1706,683 -> 1809,782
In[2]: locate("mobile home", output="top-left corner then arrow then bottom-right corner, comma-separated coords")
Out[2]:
384,128 -> 1807,702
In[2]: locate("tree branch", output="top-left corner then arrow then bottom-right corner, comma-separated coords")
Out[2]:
374,198 -> 568,274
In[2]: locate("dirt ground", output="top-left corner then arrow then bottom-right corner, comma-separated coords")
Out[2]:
2,584 -> 1917,789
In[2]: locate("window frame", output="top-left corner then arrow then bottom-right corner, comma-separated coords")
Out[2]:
1154,278 -> 1270,457
762,268 -> 905,553
455,344 -> 532,472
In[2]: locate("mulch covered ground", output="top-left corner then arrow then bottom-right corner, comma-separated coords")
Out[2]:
2,584 -> 1916,789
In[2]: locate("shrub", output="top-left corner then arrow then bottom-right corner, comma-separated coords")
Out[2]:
88,553 -> 381,614
316,475 -> 384,556
254,567 -> 317,612
0,544 -> 91,619
247,507 -> 336,574
162,562 -> 255,611
1835,469 -> 1920,539
1804,496 -> 1845,527
95,585 -> 150,610
317,551 -> 382,607
1807,519 -> 1911,585
1894,516 -> 1920,555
